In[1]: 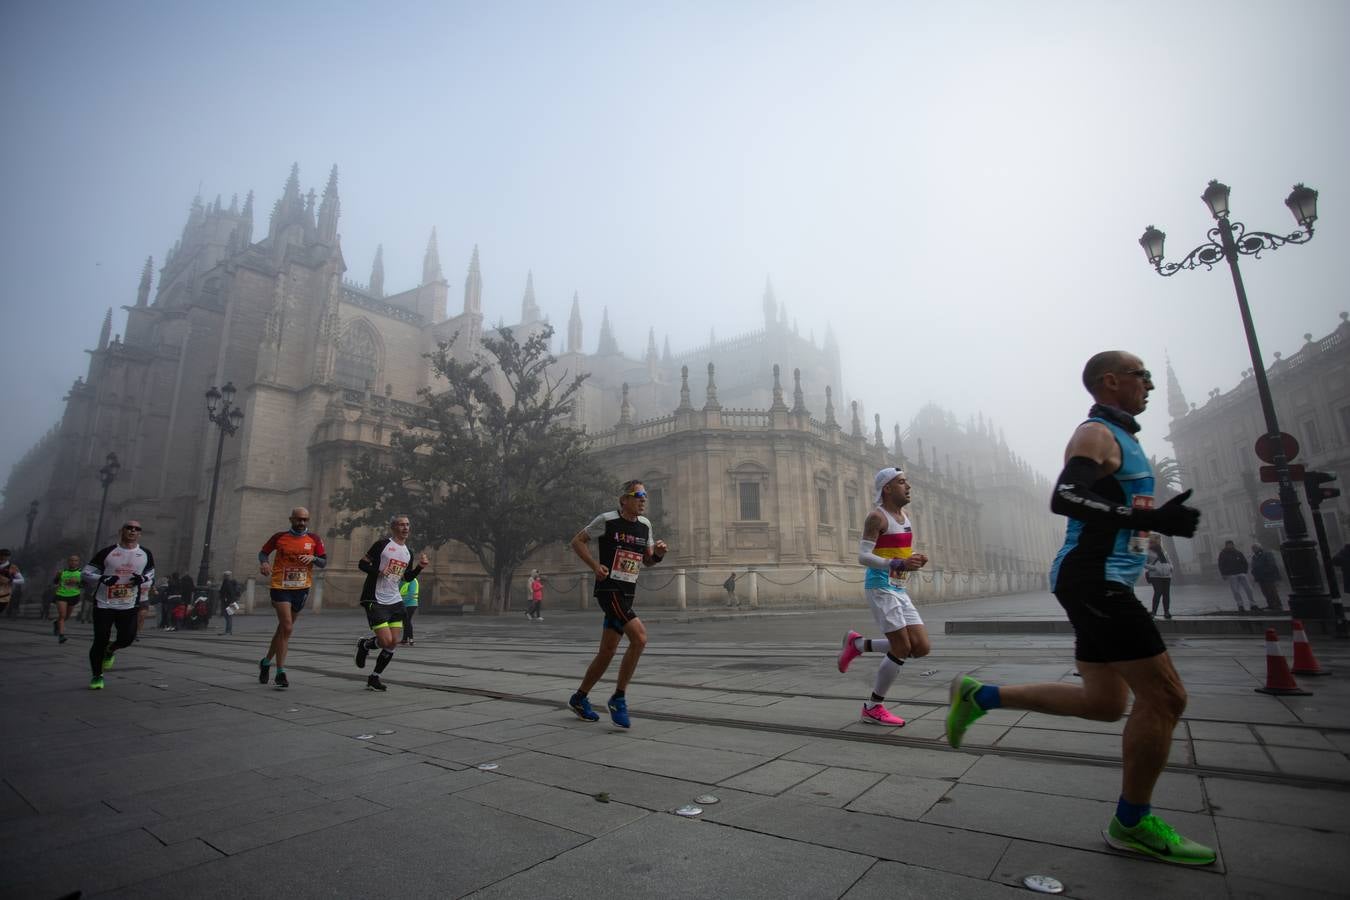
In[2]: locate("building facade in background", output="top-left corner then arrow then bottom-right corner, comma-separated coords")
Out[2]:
0,164 -> 1058,608
1165,314 -> 1350,576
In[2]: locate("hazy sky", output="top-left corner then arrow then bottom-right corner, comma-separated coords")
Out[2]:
2,1 -> 1347,491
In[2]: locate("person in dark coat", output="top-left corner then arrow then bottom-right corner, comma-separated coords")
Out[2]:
1249,544 -> 1284,612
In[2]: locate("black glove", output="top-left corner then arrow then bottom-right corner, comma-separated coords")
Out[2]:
1138,489 -> 1201,538
129,573 -> 146,587
99,575 -> 120,586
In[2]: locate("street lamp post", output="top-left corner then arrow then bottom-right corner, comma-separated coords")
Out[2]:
197,382 -> 245,589
1139,180 -> 1328,618
22,500 -> 39,557
91,452 -> 121,558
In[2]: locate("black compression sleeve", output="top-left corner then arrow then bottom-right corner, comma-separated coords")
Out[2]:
1050,456 -> 1143,526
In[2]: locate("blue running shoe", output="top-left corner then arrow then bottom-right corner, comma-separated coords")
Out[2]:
607,694 -> 631,729
569,692 -> 599,722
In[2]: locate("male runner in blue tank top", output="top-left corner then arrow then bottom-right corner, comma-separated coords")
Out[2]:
945,351 -> 1213,866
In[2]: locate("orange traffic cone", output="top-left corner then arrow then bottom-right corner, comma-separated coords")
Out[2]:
1255,628 -> 1312,696
1291,620 -> 1332,677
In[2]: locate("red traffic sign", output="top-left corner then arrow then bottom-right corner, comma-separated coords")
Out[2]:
1259,498 -> 1284,521
1260,464 -> 1305,483
1255,432 -> 1300,464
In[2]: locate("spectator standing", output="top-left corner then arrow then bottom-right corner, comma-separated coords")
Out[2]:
1216,540 -> 1256,613
400,574 -> 419,644
0,549 -> 24,617
219,571 -> 240,635
160,572 -> 180,630
1249,545 -> 1284,612
1144,536 -> 1173,619
723,572 -> 738,607
528,574 -> 544,622
1331,544 -> 1350,595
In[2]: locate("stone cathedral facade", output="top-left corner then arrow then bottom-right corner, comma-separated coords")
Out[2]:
1,164 -> 1058,609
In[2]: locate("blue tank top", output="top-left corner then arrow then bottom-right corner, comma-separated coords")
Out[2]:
1050,416 -> 1155,589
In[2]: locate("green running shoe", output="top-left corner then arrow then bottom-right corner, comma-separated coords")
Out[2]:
1105,815 -> 1216,866
89,676 -> 105,690
945,673 -> 987,749
101,652 -> 116,672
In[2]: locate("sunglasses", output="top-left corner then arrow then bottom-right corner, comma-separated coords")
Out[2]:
624,491 -> 647,499
1119,368 -> 1153,381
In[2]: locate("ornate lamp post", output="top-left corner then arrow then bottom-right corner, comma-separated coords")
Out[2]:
22,500 -> 38,557
91,452 -> 121,557
1139,180 -> 1326,617
196,382 -> 245,588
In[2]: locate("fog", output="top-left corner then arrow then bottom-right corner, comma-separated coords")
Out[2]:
2,1 -> 1347,487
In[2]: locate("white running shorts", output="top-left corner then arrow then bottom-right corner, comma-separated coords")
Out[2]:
866,586 -> 923,633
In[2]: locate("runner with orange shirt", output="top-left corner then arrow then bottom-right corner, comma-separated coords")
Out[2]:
257,507 -> 326,689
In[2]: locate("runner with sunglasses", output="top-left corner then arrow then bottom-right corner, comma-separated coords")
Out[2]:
84,521 -> 154,690
567,480 -> 668,727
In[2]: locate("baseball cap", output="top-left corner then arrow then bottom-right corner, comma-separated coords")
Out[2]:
873,467 -> 905,506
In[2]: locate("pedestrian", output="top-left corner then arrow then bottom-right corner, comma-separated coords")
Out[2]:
174,572 -> 196,630
528,573 -> 544,621
566,480 -> 668,727
1217,540 -> 1256,613
945,351 -> 1214,866
723,572 -> 737,607
160,573 -> 180,630
257,507 -> 327,689
1144,535 -> 1172,619
0,548 -> 24,617
399,569 -> 420,644
837,466 -> 932,726
52,554 -> 83,643
219,571 -> 240,635
1330,544 -> 1350,594
354,514 -> 428,690
1250,544 -> 1284,612
84,521 -> 155,690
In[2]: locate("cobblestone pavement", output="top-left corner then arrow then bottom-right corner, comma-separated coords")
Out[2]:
2,588 -> 1346,898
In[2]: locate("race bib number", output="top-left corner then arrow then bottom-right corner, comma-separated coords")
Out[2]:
107,584 -> 134,601
610,549 -> 642,583
384,559 -> 407,580
281,568 -> 308,588
889,567 -> 909,589
1128,494 -> 1154,554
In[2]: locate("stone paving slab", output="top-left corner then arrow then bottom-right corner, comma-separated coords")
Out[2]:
841,859 -> 1029,899
992,839 -> 1229,900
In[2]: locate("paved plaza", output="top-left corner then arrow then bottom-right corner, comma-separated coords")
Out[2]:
2,586 -> 1348,898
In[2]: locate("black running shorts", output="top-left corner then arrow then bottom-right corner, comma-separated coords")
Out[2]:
595,588 -> 636,634
363,601 -> 405,630
1054,581 -> 1166,663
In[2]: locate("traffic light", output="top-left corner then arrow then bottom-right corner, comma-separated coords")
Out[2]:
1303,470 -> 1340,509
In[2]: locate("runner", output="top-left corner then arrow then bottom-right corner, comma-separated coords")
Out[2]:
945,351 -> 1213,866
83,521 -> 154,690
52,554 -> 82,643
354,514 -> 428,690
399,568 -> 419,645
566,480 -> 668,728
257,507 -> 326,689
0,549 -> 24,617
836,467 -> 931,726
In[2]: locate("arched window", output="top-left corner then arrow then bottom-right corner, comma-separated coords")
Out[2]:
335,320 -> 380,391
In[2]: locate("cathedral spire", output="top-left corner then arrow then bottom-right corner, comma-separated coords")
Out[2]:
704,363 -> 721,411
763,276 -> 777,330
521,270 -> 540,323
567,290 -> 582,352
369,245 -> 385,298
318,165 -> 340,243
874,413 -> 885,449
98,307 -> 112,350
597,307 -> 619,355
463,245 -> 482,315
136,256 -> 153,307
423,227 -> 443,284
646,327 -> 658,362
1165,353 -> 1189,419
792,368 -> 807,414
662,335 -> 671,362
239,190 -> 254,245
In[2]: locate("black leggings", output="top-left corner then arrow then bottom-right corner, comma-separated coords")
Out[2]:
91,607 -> 138,677
402,606 -> 415,640
1150,578 -> 1172,616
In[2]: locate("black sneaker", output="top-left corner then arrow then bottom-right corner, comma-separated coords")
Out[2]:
366,674 -> 386,692
356,638 -> 369,669
274,671 -> 289,689
259,658 -> 271,684
53,620 -> 59,636
59,634 -> 68,644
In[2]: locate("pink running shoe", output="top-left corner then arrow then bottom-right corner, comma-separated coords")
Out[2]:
838,631 -> 863,673
860,703 -> 906,726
